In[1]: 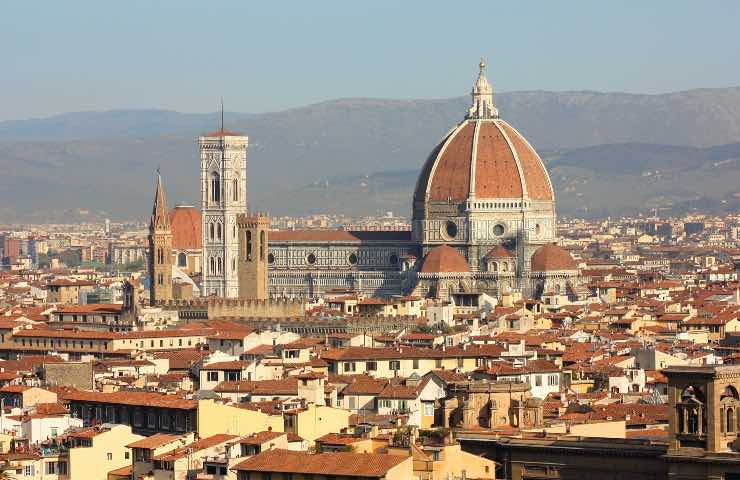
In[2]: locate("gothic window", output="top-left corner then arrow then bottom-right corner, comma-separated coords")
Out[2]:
491,262 -> 498,272
177,253 -> 187,267
233,177 -> 239,202
728,408 -> 736,434
210,172 -> 221,203
209,223 -> 215,241
268,253 -> 275,264
260,231 -> 266,261
501,262 -> 508,272
246,231 -> 252,261
217,257 -> 223,274
158,273 -> 163,286
217,223 -> 222,241
209,257 -> 215,275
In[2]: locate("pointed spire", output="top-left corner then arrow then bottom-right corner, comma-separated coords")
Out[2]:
151,170 -> 170,230
466,58 -> 499,119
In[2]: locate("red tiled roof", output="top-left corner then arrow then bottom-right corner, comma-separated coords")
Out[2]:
232,449 -> 409,477
53,304 -> 122,314
531,244 -> 577,272
127,433 -> 184,449
486,245 -> 513,258
204,129 -> 241,137
419,245 -> 469,274
169,206 -> 202,250
155,434 -> 237,461
270,230 -> 412,243
60,389 -> 196,410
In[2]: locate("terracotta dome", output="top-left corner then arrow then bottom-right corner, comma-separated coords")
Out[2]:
169,206 -> 202,250
413,118 -> 554,204
486,245 -> 513,258
419,245 -> 470,274
530,244 -> 577,272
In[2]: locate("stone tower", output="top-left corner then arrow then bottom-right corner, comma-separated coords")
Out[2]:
148,172 -> 173,304
200,127 -> 248,298
237,213 -> 269,300
664,365 -> 740,454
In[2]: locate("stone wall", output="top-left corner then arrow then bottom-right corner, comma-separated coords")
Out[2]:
44,361 -> 94,390
156,297 -> 305,320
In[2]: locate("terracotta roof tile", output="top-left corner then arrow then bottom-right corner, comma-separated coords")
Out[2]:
232,449 -> 408,477
419,245 -> 469,274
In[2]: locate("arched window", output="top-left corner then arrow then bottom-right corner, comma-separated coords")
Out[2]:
260,231 -> 266,261
177,253 -> 187,267
217,257 -> 223,274
217,223 -> 222,241
209,223 -> 215,241
491,262 -> 498,272
209,257 -> 215,275
157,273 -> 163,286
246,231 -> 252,260
232,177 -> 239,202
210,172 -> 221,203
728,408 -> 735,434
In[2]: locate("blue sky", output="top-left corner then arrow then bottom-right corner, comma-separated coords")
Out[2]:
2,0 -> 739,121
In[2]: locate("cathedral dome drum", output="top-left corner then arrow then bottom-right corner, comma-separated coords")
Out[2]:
411,60 -> 558,277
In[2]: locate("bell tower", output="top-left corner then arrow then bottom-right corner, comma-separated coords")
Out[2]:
148,172 -> 173,304
237,213 -> 269,300
199,118 -> 248,298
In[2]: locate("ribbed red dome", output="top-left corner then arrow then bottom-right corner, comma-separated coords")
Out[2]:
486,246 -> 513,258
414,119 -> 554,204
419,245 -> 470,274
531,244 -> 577,272
169,206 -> 202,250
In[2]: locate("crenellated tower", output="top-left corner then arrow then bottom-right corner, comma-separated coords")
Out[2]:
148,172 -> 173,304
237,213 -> 270,300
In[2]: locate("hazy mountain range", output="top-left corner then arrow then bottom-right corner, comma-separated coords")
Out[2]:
1,86 -> 740,223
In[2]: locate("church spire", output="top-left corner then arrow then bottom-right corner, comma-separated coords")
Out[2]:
150,170 -> 170,230
466,58 -> 499,119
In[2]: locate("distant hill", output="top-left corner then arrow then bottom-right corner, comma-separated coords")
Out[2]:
1,87 -> 740,222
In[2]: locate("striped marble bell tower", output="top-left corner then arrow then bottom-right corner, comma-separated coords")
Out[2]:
199,120 -> 248,298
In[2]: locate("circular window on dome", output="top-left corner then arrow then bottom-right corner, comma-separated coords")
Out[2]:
493,224 -> 505,236
348,253 -> 358,265
445,221 -> 458,239
268,253 -> 275,264
306,253 -> 317,265
389,254 -> 399,265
